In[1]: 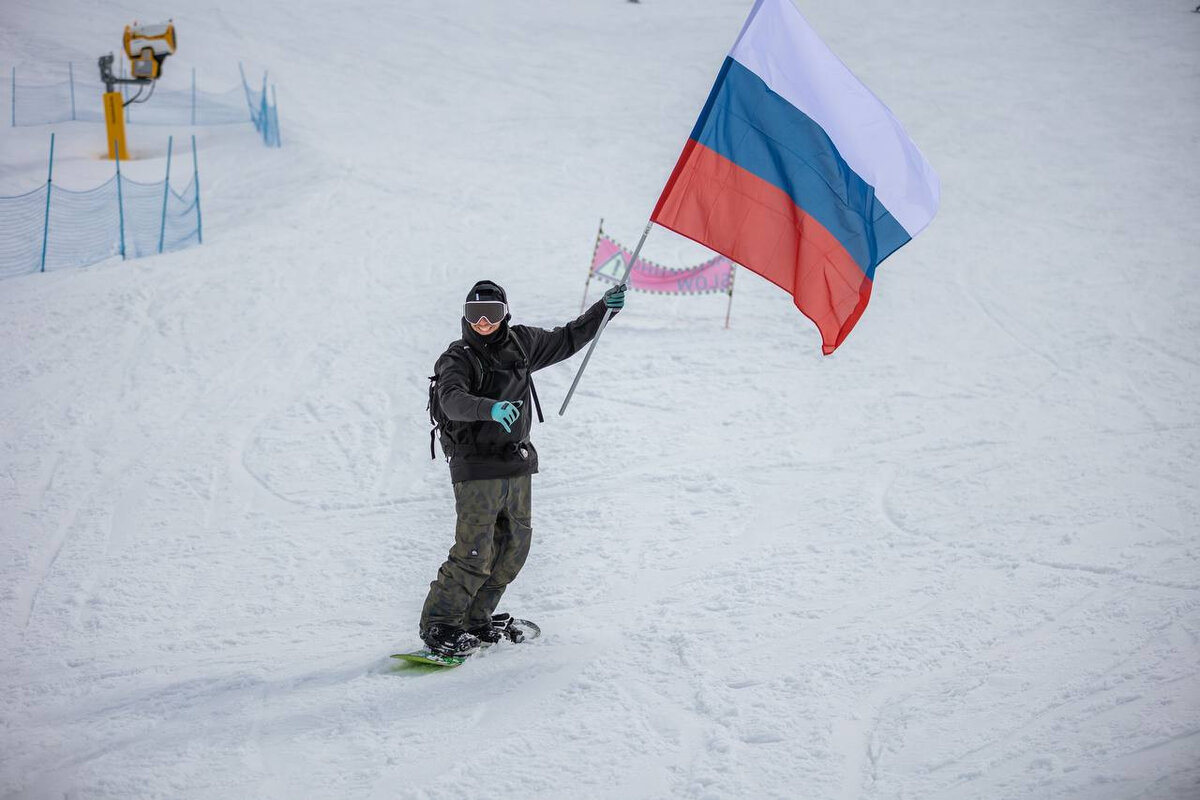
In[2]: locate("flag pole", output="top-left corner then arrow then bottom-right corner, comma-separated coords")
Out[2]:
559,218 -> 653,416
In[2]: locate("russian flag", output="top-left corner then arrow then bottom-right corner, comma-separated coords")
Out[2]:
651,0 -> 940,354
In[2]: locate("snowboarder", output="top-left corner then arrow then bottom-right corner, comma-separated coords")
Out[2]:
418,279 -> 626,656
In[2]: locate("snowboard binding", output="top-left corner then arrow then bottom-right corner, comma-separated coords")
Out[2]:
472,613 -> 538,645
391,616 -> 541,670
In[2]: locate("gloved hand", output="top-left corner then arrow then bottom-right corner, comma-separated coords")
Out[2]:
603,283 -> 627,310
490,400 -> 521,433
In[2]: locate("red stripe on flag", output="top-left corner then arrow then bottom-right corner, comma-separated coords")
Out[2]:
652,140 -> 872,355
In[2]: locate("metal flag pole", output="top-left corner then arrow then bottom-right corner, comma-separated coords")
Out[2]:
559,218 -> 653,416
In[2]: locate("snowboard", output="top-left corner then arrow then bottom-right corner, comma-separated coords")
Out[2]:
390,618 -> 541,670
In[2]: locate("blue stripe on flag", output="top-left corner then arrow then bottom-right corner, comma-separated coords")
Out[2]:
692,57 -> 911,278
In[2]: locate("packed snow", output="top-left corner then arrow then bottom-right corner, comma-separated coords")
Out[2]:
2,1 -> 1198,798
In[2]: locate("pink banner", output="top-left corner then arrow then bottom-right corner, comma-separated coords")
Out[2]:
590,234 -> 735,295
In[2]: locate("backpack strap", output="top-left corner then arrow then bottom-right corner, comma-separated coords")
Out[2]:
509,334 -> 544,423
429,343 -> 485,460
428,379 -> 438,460
458,344 -> 484,393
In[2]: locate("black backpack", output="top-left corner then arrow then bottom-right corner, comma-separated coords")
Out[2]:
427,336 -> 543,459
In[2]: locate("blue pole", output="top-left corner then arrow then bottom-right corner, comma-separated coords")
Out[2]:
192,135 -> 203,244
238,62 -> 253,125
115,140 -> 126,259
69,62 -> 76,120
39,133 -> 55,272
271,84 -> 281,147
191,68 -> 196,126
11,67 -> 15,127
158,135 -> 174,253
260,71 -> 268,141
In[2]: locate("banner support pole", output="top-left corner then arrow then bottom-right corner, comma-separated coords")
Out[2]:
559,218 -> 653,416
580,217 -> 603,314
724,264 -> 737,329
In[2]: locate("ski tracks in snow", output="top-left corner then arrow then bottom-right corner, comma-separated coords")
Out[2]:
4,0 -> 1200,796
820,459 -> 1200,800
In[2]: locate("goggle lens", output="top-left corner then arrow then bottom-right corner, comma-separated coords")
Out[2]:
464,301 -> 507,324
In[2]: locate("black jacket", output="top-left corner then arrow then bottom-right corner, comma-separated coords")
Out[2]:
435,298 -> 614,482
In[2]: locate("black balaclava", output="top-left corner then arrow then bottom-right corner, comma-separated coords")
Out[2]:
462,280 -> 511,346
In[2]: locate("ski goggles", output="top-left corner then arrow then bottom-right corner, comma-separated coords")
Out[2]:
464,300 -> 507,325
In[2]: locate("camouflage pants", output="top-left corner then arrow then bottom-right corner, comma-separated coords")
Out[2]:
420,475 -> 533,635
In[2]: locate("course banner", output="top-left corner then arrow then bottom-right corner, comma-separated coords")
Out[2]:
590,232 -> 735,295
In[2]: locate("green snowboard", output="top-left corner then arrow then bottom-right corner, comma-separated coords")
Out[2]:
390,650 -> 469,668
390,618 -> 541,670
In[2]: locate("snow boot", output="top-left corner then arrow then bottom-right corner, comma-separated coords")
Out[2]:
422,624 -> 481,657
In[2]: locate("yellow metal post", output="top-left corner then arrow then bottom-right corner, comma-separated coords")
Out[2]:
103,91 -> 128,160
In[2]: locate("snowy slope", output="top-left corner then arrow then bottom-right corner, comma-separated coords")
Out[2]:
2,1 -> 1198,798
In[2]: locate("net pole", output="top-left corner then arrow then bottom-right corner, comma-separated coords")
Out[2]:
39,133 -> 55,272
271,84 -> 281,147
192,135 -> 203,244
260,72 -> 268,143
158,135 -> 174,253
115,140 -> 126,259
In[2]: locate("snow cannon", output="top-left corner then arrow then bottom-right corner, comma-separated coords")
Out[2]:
123,21 -> 177,81
97,21 -> 178,160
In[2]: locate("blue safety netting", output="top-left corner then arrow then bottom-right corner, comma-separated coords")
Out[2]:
0,185 -> 48,279
241,68 -> 282,148
120,176 -> 200,258
124,85 -> 248,126
9,76 -> 86,125
42,178 -> 122,272
8,63 -> 279,143
0,139 -> 202,280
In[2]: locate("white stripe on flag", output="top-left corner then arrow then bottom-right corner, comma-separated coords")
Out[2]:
728,0 -> 939,237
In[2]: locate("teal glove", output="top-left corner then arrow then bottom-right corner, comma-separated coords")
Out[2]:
603,283 -> 627,310
490,400 -> 521,433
